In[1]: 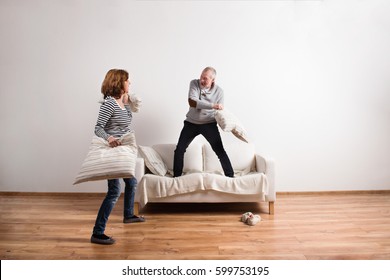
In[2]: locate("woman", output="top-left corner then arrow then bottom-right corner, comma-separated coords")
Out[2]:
91,69 -> 145,245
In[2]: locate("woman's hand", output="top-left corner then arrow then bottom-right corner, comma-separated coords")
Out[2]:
108,136 -> 121,147
122,93 -> 130,105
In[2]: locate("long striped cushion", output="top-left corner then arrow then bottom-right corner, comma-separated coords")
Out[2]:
73,131 -> 137,185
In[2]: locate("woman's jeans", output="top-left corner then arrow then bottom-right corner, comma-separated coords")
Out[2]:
93,177 -> 137,235
173,121 -> 234,177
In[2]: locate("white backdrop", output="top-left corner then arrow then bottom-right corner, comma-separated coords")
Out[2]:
0,0 -> 389,193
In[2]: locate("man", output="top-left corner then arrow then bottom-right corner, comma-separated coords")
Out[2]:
173,67 -> 234,177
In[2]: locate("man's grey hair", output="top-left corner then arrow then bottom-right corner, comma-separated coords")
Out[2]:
202,67 -> 217,79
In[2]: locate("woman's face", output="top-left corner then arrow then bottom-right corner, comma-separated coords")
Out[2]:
123,79 -> 130,94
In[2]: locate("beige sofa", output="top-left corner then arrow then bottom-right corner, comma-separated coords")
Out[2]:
134,140 -> 275,215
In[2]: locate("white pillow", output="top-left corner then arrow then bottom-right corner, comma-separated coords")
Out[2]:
138,145 -> 168,176
215,109 -> 249,143
128,93 -> 142,113
203,141 -> 255,175
73,131 -> 138,185
152,143 -> 203,175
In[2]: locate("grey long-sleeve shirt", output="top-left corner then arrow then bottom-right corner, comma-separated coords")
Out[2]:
185,79 -> 224,124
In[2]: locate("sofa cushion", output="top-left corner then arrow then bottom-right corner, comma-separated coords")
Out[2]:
203,173 -> 268,198
136,173 -> 204,207
138,145 -> 168,176
152,143 -> 203,174
203,141 -> 255,175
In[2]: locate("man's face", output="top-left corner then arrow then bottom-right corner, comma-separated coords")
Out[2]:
200,70 -> 215,89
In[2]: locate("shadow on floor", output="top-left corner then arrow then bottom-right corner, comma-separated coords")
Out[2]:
139,202 -> 265,215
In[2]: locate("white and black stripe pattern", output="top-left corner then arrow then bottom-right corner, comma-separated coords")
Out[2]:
95,96 -> 133,140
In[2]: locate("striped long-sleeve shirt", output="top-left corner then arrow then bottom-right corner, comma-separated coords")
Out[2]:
94,96 -> 133,140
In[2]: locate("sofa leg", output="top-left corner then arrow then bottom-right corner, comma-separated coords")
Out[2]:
134,202 -> 140,216
269,201 -> 274,215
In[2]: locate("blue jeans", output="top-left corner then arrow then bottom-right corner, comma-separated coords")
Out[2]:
92,177 -> 137,235
174,121 -> 234,177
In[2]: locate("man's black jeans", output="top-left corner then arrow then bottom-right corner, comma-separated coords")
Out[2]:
173,121 -> 234,177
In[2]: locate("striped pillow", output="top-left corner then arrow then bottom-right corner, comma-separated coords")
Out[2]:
73,131 -> 137,185
138,145 -> 167,176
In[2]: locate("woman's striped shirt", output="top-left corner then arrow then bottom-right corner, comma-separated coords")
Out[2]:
94,96 -> 133,140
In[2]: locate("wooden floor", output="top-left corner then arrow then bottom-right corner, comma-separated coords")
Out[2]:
0,191 -> 390,260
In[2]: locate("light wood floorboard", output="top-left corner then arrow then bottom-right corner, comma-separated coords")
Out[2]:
0,192 -> 390,260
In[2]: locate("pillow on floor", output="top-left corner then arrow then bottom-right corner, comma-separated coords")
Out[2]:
73,131 -> 138,185
138,145 -> 168,176
215,109 -> 249,143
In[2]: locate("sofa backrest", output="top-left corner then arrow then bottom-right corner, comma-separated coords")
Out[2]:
152,143 -> 203,174
203,141 -> 255,174
151,140 -> 255,175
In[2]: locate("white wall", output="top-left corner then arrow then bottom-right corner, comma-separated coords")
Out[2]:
1,0 -> 389,193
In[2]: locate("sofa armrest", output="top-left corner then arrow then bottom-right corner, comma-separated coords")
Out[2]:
255,154 -> 276,202
134,157 -> 145,182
